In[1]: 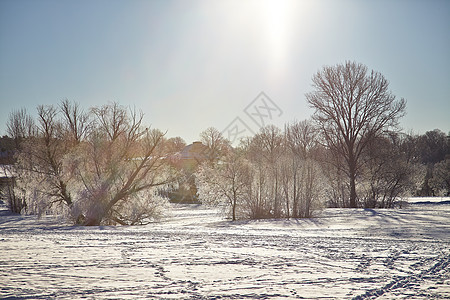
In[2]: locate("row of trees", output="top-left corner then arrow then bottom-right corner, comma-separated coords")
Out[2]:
1,61 -> 448,224
197,123 -> 323,221
196,61 -> 447,218
2,110 -> 446,224
195,123 -> 445,220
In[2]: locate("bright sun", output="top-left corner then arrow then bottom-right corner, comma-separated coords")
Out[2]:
260,0 -> 299,80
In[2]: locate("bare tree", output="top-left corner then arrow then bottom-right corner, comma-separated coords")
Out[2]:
284,120 -> 322,218
196,150 -> 251,221
13,104 -> 76,216
285,120 -> 317,159
69,103 -> 174,225
361,134 -> 419,208
306,61 -> 406,208
249,125 -> 284,217
415,129 -> 449,196
90,102 -> 128,142
38,104 -> 74,206
59,99 -> 90,144
6,108 -> 35,148
3,109 -> 35,212
430,158 -> 450,196
10,101 -> 173,225
196,123 -> 324,221
165,136 -> 186,155
200,127 -> 230,163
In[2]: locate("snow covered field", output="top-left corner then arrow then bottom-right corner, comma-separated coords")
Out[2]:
1,198 -> 449,299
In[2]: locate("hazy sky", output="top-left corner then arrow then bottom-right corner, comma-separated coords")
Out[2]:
1,0 -> 449,143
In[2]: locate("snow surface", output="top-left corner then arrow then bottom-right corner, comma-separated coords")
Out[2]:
0,198 -> 449,299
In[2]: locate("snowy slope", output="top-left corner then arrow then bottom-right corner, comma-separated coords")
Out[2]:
0,199 -> 449,299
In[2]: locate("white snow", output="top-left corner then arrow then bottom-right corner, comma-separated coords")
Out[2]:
0,198 -> 449,299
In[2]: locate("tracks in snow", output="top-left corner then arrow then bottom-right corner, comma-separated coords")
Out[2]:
353,253 -> 450,299
1,203 -> 449,299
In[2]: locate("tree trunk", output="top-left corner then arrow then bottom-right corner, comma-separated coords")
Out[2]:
348,145 -> 358,208
84,218 -> 101,226
232,190 -> 237,221
349,171 -> 357,208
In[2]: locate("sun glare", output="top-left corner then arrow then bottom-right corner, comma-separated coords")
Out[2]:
260,0 -> 299,81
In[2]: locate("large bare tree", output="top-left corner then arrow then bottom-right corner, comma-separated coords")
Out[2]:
306,61 -> 406,208
70,103 -> 173,225
9,101 -> 173,225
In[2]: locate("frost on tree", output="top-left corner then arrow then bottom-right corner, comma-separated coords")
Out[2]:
197,122 -> 325,220
196,150 -> 251,221
9,101 -> 175,225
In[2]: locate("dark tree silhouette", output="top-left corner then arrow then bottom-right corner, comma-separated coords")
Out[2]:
306,61 -> 406,208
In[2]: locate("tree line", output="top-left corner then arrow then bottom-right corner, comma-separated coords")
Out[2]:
1,61 -> 448,224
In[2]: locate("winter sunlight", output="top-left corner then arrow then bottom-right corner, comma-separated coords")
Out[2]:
1,0 -> 449,299
260,0 -> 299,77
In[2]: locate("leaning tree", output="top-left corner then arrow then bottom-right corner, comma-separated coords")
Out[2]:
306,61 -> 406,208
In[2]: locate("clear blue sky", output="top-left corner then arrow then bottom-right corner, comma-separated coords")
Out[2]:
1,0 -> 449,143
